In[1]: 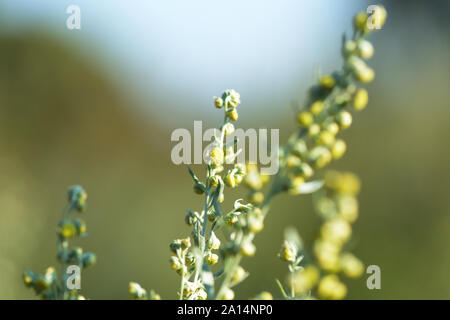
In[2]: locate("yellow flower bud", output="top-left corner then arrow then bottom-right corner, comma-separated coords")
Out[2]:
353,12 -> 368,32
338,196 -> 359,222
340,253 -> 364,278
331,139 -> 347,160
206,252 -> 219,265
308,124 -> 321,137
223,288 -> 235,300
357,67 -> 375,83
320,75 -> 335,89
318,275 -> 347,300
310,101 -> 324,115
231,266 -> 246,284
208,232 -> 221,250
223,123 -> 235,135
370,5 -> 387,30
224,171 -> 236,188
250,191 -> 264,204
214,97 -> 223,108
129,282 -> 148,300
253,291 -> 273,300
317,131 -> 335,146
228,109 -> 239,121
279,240 -> 297,263
291,265 -> 320,295
169,256 -> 182,271
248,216 -> 264,233
353,88 -> 369,110
210,175 -> 219,187
336,111 -> 352,129
241,242 -> 256,257
295,165 -> 310,181
211,147 -> 224,166
286,155 -> 301,168
321,218 -> 352,245
358,40 -> 374,59
297,111 -> 314,127
326,122 -> 340,135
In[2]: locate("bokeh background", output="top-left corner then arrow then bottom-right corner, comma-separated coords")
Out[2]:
0,0 -> 449,299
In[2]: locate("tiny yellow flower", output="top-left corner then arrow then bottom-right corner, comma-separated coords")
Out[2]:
353,88 -> 369,110
297,111 -> 314,127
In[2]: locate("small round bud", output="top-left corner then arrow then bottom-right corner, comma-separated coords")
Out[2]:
353,88 -> 369,110
317,131 -> 335,147
356,67 -> 375,83
299,163 -> 314,179
358,40 -> 374,59
310,101 -> 324,115
82,252 -> 96,268
222,123 -> 235,136
206,252 -> 219,265
338,196 -> 359,223
279,240 -> 297,263
224,171 -> 237,188
73,218 -> 87,236
340,253 -> 364,278
325,122 -> 340,135
254,291 -> 273,300
223,288 -> 235,300
208,232 -> 221,250
342,40 -> 357,57
210,147 -> 224,166
214,97 -> 224,108
193,184 -> 205,195
249,191 -> 264,204
370,5 -> 387,30
353,12 -> 368,32
318,275 -> 347,300
286,155 -> 301,168
308,124 -> 321,137
309,146 -> 332,169
321,218 -> 352,245
228,109 -> 239,121
231,266 -> 246,284
169,256 -> 182,271
241,242 -> 256,257
209,175 -> 219,188
67,185 -> 87,212
320,75 -> 335,89
248,216 -> 264,233
129,282 -> 148,300
336,111 -> 352,129
297,111 -> 314,127
58,219 -> 77,239
218,193 -> 225,203
331,139 -> 347,160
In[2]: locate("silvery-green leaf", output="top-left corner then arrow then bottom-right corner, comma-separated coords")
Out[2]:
296,180 -> 324,194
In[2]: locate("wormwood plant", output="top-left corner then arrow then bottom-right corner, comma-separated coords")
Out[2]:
23,186 -> 96,300
130,7 -> 387,300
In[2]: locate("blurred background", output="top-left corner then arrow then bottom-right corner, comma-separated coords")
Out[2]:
0,0 -> 449,299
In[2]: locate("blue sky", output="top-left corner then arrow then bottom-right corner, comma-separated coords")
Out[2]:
0,0 -> 364,125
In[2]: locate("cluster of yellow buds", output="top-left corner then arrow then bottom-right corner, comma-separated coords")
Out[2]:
183,281 -> 208,300
129,282 -> 161,300
224,163 -> 246,188
312,171 -> 364,299
206,232 -> 221,265
284,6 -> 386,196
243,163 -> 270,204
169,237 -> 192,274
24,186 -> 96,300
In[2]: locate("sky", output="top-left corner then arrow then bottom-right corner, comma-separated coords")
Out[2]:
0,0 -> 363,125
